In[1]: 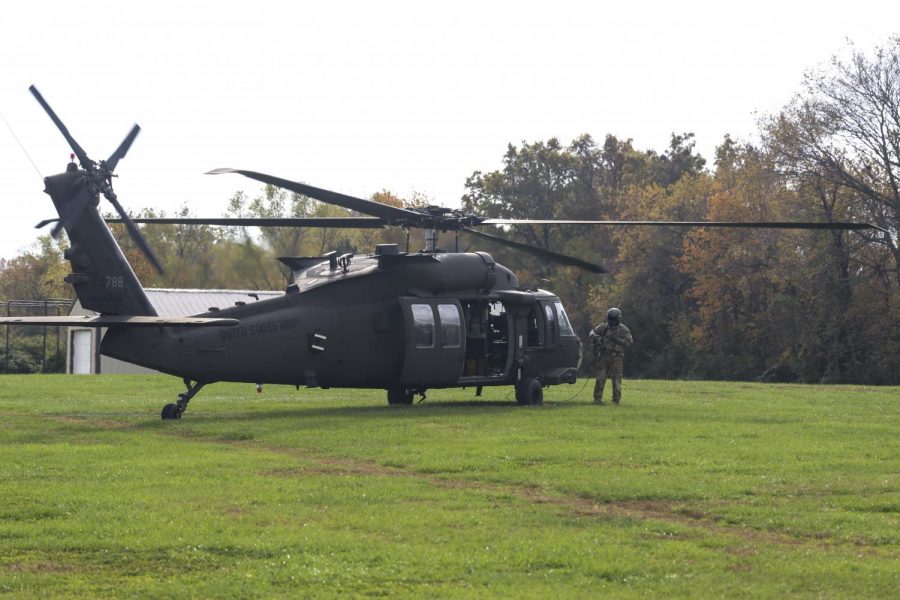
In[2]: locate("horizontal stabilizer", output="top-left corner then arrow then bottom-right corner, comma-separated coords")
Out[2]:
0,316 -> 239,328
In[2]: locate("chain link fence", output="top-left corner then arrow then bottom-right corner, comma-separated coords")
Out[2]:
1,298 -> 75,374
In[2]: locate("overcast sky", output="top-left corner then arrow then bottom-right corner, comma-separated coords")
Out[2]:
1,0 -> 897,260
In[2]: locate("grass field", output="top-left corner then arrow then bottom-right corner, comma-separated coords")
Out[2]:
0,375 -> 897,598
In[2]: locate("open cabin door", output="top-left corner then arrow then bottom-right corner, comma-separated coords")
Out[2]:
399,297 -> 465,387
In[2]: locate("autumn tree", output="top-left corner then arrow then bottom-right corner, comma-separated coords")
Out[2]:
763,38 -> 899,282
0,236 -> 72,373
349,190 -> 429,254
463,138 -> 581,281
677,144 -> 792,378
462,133 -> 709,376
462,136 -> 615,348
0,236 -> 71,302
107,207 -> 236,289
601,174 -> 713,377
760,38 -> 900,382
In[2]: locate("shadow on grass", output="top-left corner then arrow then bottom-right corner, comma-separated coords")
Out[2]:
127,398 -> 601,432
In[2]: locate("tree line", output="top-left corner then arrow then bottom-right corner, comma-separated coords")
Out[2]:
2,40 -> 898,382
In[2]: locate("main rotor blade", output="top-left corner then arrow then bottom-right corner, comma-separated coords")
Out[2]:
107,216 -> 387,228
105,124 -> 141,172
38,216 -> 388,229
462,227 -> 607,274
29,85 -> 93,168
483,219 -> 886,232
106,196 -> 164,275
207,168 -> 425,225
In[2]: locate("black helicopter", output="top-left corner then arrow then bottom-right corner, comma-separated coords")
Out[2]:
2,87 -> 884,418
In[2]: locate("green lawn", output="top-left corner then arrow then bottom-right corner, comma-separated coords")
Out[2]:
0,376 -> 897,598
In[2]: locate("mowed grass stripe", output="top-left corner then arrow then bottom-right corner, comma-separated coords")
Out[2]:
38,409 -> 888,550
0,375 -> 897,598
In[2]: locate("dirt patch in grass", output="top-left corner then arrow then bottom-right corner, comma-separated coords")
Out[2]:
252,451 -> 820,547
281,453 -> 892,550
43,412 -> 891,552
260,465 -> 348,478
729,560 -> 754,573
725,546 -> 759,557
6,561 -> 79,574
42,414 -> 135,431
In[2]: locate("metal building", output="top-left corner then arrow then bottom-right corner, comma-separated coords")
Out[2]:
67,288 -> 282,374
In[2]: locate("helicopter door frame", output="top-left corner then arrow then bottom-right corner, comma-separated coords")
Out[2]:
398,297 -> 465,387
459,298 -> 513,381
524,301 -> 547,348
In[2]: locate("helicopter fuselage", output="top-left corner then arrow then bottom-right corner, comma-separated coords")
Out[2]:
100,250 -> 582,392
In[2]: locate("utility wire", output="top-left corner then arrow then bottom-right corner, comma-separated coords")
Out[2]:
1,111 -> 43,181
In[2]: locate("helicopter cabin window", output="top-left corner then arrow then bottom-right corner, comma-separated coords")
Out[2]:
411,304 -> 435,348
554,300 -> 575,336
438,304 -> 461,348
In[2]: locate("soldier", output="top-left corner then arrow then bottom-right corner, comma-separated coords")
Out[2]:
590,307 -> 633,405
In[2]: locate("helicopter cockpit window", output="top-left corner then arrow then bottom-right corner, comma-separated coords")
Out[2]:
411,304 -> 435,348
438,304 -> 461,348
554,301 -> 575,337
544,303 -> 557,343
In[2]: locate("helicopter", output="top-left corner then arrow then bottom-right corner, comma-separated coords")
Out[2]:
1,87 -> 885,419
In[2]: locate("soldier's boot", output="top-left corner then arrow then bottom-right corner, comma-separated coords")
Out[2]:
593,379 -> 605,404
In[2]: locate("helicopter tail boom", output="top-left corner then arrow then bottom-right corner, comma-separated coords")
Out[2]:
0,315 -> 239,328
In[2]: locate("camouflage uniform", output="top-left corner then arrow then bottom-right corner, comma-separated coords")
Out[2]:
590,320 -> 633,404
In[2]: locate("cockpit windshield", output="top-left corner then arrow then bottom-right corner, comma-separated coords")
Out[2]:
554,301 -> 575,336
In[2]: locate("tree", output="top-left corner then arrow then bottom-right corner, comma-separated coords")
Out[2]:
463,138 -> 580,280
603,174 -> 712,377
0,236 -> 71,302
462,133 -> 710,375
677,145 -> 788,378
109,207 -> 232,289
0,236 -> 72,373
763,38 -> 899,282
760,38 -> 900,382
349,190 -> 426,254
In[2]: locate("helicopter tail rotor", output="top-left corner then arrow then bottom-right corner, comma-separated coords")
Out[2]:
105,124 -> 141,173
29,85 -> 163,274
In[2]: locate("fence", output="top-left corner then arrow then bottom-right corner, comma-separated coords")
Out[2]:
1,298 -> 75,374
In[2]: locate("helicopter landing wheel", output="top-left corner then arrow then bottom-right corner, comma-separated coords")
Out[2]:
161,379 -> 207,420
387,387 -> 415,405
515,377 -> 543,406
161,403 -> 182,420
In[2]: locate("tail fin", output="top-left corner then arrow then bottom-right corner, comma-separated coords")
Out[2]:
30,85 -> 158,317
44,166 -> 156,316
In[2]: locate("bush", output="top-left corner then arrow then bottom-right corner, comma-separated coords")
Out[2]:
0,349 -> 41,374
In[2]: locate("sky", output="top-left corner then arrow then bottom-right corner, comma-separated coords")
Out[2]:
1,0 -> 897,260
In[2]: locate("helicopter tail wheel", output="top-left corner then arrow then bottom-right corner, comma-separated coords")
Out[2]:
161,379 -> 206,420
161,403 -> 182,420
516,378 -> 543,406
387,387 -> 415,405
